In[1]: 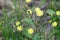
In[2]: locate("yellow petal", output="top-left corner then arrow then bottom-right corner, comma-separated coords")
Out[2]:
28,28 -> 34,34
16,21 -> 20,26
52,22 -> 58,27
36,11 -> 44,16
25,0 -> 31,3
35,7 -> 41,12
17,26 -> 23,31
27,9 -> 32,14
56,11 -> 60,16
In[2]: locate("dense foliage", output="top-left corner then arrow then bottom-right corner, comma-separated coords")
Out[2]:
0,0 -> 60,40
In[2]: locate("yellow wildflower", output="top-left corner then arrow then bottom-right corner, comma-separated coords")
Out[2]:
17,26 -> 23,31
27,9 -> 32,14
28,28 -> 34,34
56,11 -> 60,16
35,7 -> 41,12
52,22 -> 58,27
35,7 -> 44,16
36,11 -> 44,16
16,21 -> 20,26
25,0 -> 31,3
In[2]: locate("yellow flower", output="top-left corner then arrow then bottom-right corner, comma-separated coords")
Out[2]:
35,7 -> 44,16
28,28 -> 34,34
25,0 -> 31,3
56,11 -> 60,16
35,7 -> 41,12
27,9 -> 32,14
36,11 -> 44,16
17,26 -> 23,31
16,21 -> 20,26
52,22 -> 58,27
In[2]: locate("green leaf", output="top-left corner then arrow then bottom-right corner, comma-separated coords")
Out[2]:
33,33 -> 40,40
46,9 -> 55,15
23,31 -> 33,38
23,17 -> 34,26
0,23 -> 2,31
